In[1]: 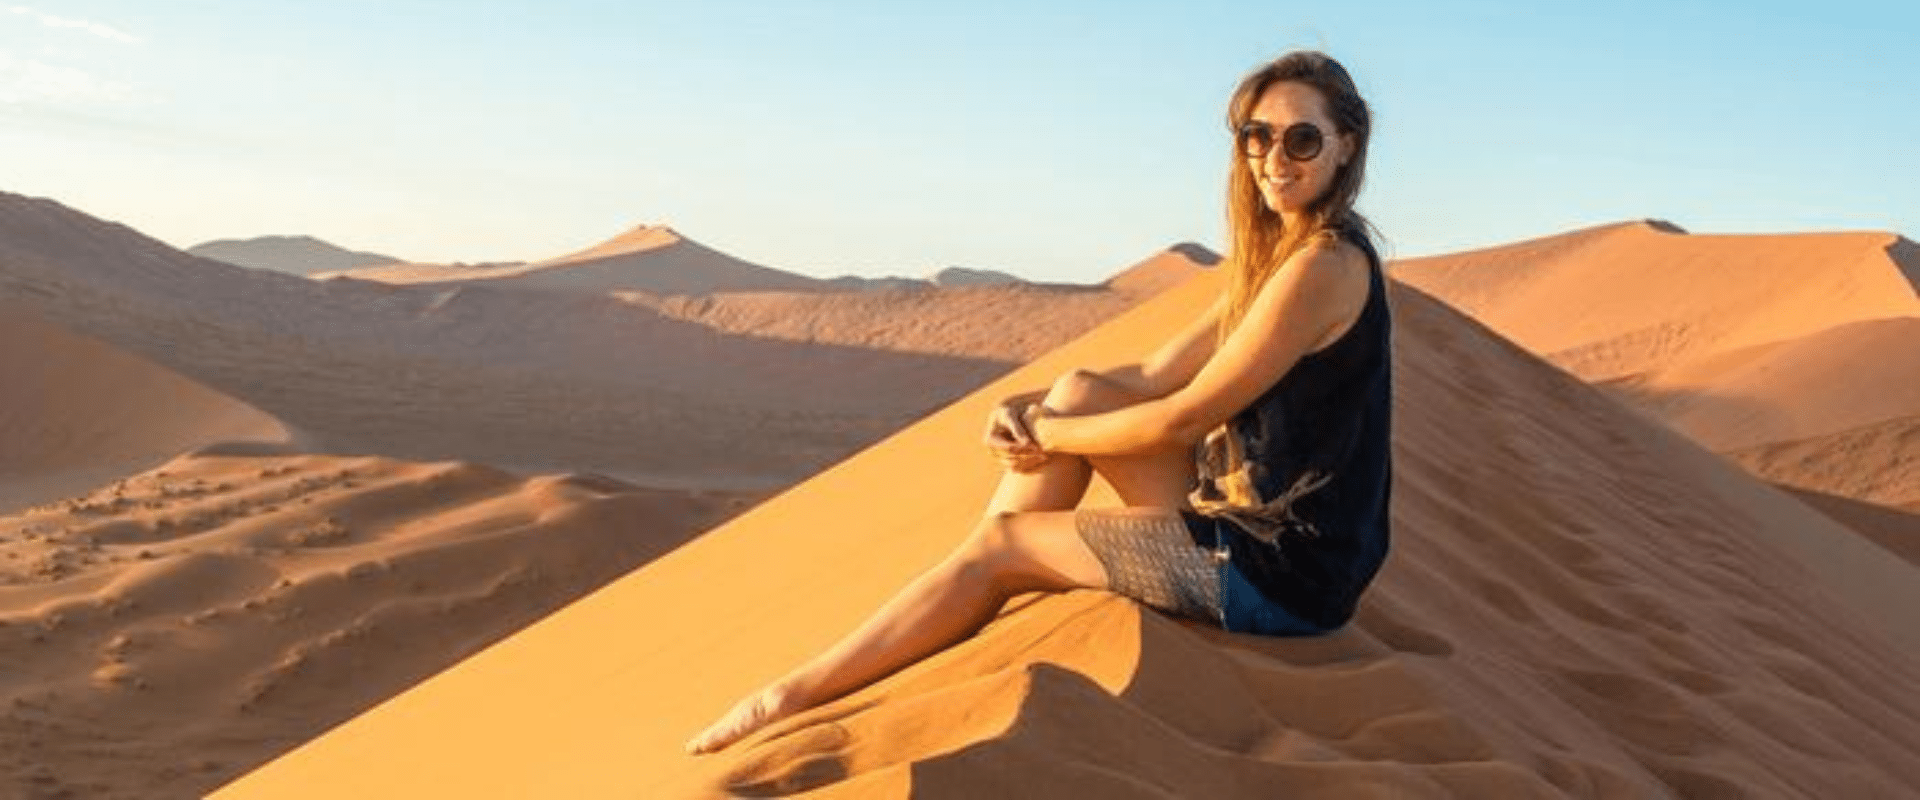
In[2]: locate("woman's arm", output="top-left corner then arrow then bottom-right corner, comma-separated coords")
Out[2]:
1031,241 -> 1369,456
1001,294 -> 1224,406
1102,293 -> 1228,399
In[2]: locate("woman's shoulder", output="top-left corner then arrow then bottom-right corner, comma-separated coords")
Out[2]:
1306,222 -> 1378,267
1294,226 -> 1371,272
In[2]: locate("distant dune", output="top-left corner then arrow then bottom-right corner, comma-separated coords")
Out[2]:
620,242 -> 1213,362
0,305 -> 289,513
0,193 -> 1175,489
313,223 -> 830,296
926,265 -> 1024,287
190,235 -> 401,276
1395,219 -> 1920,561
1392,220 -> 1918,380
1104,240 -> 1223,299
1599,316 -> 1920,453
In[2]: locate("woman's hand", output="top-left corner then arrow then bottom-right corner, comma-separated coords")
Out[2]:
985,398 -> 1050,472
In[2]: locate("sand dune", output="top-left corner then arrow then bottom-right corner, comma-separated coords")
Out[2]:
1391,220 -> 1919,381
1103,241 -> 1220,299
0,445 -> 755,799
1600,316 -> 1920,451
0,192 -> 1159,489
0,304 -> 288,514
1396,219 -> 1920,565
215,270 -> 1920,798
189,235 -> 401,276
313,223 -> 829,296
615,243 -> 1213,361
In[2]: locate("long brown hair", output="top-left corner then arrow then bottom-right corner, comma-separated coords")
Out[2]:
1216,51 -> 1379,349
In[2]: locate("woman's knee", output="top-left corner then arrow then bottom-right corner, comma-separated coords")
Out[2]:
960,511 -> 1102,594
960,511 -> 1017,566
1044,369 -> 1136,415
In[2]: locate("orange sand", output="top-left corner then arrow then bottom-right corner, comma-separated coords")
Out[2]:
215,269 -> 1920,798
1397,220 -> 1919,574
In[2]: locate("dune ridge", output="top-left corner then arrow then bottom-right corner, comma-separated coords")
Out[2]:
214,268 -> 1920,798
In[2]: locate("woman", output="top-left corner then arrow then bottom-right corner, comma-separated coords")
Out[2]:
687,49 -> 1391,756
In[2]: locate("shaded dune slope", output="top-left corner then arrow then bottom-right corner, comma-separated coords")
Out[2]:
0,447 -> 753,799
216,271 -> 1920,799
0,305 -> 288,513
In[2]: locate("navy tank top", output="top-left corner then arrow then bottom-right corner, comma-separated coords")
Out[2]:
1181,224 -> 1394,630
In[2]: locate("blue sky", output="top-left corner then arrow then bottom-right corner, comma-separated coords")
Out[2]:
1,1 -> 1913,283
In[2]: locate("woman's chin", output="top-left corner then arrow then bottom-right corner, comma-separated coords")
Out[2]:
1260,194 -> 1298,216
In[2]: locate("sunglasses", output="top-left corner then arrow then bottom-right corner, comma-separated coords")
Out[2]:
1236,120 -> 1326,162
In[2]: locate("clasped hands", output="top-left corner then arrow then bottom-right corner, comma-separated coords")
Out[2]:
984,398 -> 1056,473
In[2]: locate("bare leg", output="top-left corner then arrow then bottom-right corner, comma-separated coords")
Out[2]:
685,371 -> 1189,755
683,509 -> 1099,755
984,448 -> 1093,515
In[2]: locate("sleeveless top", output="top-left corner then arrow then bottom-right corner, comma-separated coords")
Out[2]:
1184,224 -> 1394,630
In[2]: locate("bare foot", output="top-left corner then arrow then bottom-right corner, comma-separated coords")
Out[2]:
684,681 -> 806,755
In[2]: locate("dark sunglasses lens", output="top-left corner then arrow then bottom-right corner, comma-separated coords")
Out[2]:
1283,123 -> 1324,161
1237,123 -> 1274,158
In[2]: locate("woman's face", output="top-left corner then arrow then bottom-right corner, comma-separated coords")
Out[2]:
1244,81 -> 1354,217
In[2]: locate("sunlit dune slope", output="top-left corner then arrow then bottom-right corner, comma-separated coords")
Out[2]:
216,268 -> 1920,799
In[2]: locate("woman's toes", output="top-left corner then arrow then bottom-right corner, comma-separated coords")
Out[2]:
685,684 -> 798,755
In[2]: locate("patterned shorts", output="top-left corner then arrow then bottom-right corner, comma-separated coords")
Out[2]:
1073,506 -> 1337,637
1072,507 -> 1226,625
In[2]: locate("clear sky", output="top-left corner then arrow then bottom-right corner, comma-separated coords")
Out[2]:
1,1 -> 1913,283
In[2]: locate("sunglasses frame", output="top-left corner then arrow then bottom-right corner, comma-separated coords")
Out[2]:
1236,120 -> 1326,162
